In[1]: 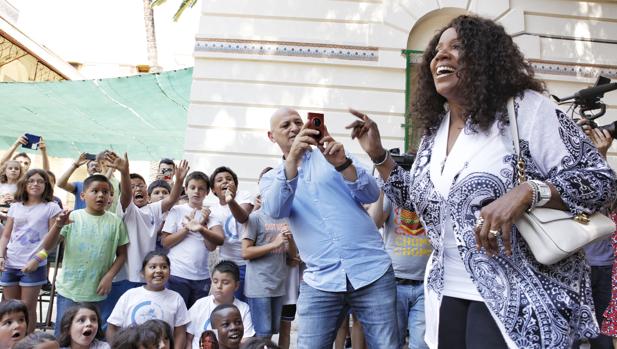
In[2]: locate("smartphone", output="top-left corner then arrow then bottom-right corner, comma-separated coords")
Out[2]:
307,112 -> 325,141
84,153 -> 96,161
160,168 -> 173,181
22,133 -> 41,150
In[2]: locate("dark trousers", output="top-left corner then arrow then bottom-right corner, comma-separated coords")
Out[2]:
438,296 -> 508,349
573,265 -> 614,349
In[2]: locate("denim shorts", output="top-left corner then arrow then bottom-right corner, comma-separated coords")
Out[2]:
0,265 -> 47,287
247,295 -> 285,337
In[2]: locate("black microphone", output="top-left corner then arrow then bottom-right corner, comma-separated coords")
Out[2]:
574,82 -> 617,100
554,76 -> 616,102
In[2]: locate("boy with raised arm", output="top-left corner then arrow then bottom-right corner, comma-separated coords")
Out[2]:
57,153 -> 102,209
97,152 -> 189,327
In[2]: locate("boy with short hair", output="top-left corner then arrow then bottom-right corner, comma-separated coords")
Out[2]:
0,300 -> 28,349
30,173 -> 129,337
148,180 -> 171,203
95,151 -> 122,213
98,153 -> 189,326
12,153 -> 32,171
57,152 -> 102,209
186,260 -> 255,349
161,171 -> 224,308
209,166 -> 253,301
210,304 -> 244,349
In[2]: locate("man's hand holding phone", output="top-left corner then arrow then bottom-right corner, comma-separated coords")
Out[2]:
287,124 -> 319,165
306,113 -> 325,141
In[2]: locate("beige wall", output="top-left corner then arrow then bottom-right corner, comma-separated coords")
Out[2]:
187,0 -> 617,196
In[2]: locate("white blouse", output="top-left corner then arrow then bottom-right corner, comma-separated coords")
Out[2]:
384,90 -> 616,349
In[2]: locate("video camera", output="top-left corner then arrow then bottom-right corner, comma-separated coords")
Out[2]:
552,75 -> 617,137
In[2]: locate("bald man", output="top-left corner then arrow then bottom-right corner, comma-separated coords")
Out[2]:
259,108 -> 398,349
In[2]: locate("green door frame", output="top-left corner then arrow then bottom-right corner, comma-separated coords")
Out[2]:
402,49 -> 423,152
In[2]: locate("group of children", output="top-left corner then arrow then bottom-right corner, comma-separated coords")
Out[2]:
0,134 -> 301,349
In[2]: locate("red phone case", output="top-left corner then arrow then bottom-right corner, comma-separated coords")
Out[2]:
307,112 -> 325,140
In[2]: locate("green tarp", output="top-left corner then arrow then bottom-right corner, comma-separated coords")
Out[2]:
0,68 -> 193,160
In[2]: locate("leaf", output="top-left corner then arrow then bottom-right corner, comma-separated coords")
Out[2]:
150,0 -> 197,21
172,0 -> 196,21
150,0 -> 167,7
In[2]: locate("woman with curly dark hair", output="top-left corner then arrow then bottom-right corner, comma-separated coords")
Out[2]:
347,15 -> 616,349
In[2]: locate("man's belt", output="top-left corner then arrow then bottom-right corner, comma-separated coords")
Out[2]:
395,277 -> 423,286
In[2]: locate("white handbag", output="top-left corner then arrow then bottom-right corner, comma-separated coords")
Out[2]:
507,98 -> 616,265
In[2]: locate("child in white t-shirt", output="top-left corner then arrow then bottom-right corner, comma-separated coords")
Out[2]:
100,153 -> 188,325
208,167 -> 253,302
106,251 -> 190,349
186,260 -> 254,349
162,171 -> 224,308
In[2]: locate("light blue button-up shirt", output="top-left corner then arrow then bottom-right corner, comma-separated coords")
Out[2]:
259,149 -> 392,292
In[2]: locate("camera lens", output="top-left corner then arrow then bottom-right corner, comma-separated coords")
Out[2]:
313,119 -> 321,127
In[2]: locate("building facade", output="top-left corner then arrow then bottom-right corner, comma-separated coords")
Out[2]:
186,1 -> 617,195
0,0 -> 81,81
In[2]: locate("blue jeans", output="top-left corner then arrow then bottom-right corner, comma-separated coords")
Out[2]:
296,267 -> 398,349
167,275 -> 211,308
54,293 -> 103,337
396,281 -> 429,349
247,295 -> 285,337
99,280 -> 144,332
235,264 -> 247,302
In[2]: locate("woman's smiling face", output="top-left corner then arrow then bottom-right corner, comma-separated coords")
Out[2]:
430,27 -> 463,103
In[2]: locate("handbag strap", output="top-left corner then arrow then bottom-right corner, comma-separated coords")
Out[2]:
507,97 -> 592,223
507,98 -> 527,184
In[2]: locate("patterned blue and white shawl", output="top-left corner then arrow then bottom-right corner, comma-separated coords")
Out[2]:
383,90 -> 617,349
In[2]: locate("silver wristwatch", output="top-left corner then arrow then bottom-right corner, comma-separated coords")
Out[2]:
530,180 -> 551,207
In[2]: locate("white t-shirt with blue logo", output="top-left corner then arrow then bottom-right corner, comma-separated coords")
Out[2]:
107,286 -> 189,329
209,191 -> 253,266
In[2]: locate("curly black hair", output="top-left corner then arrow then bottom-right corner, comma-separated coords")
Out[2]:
412,15 -> 544,133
